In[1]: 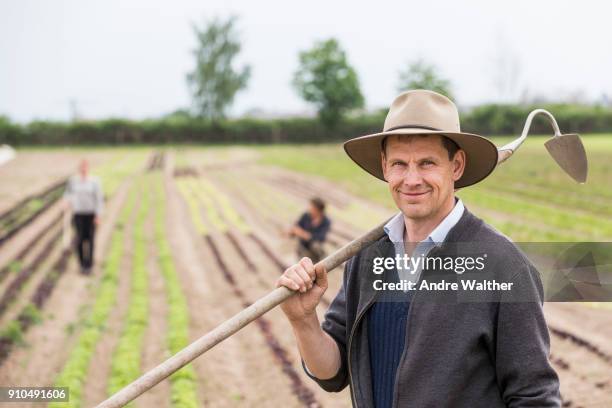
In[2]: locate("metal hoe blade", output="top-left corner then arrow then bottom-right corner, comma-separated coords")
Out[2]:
544,133 -> 588,183
497,109 -> 589,183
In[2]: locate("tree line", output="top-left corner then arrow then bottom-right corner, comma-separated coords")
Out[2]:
2,103 -> 612,146
2,16 -> 612,145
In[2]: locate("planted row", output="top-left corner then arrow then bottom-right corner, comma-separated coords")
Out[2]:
107,178 -> 151,401
197,178 -> 250,233
50,187 -> 137,408
187,179 -> 226,232
152,176 -> 199,408
176,179 -> 208,235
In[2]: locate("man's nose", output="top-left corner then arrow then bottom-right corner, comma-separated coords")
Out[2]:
401,166 -> 423,187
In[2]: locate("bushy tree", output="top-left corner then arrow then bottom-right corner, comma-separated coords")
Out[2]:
187,16 -> 251,121
397,59 -> 454,100
293,38 -> 364,128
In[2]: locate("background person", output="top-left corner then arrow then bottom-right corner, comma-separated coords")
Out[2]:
288,197 -> 331,264
63,159 -> 104,275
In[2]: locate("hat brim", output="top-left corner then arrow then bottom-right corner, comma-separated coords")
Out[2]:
343,128 -> 499,189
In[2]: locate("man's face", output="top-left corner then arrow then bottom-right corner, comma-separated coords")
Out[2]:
79,160 -> 89,177
381,135 -> 465,221
309,203 -> 321,219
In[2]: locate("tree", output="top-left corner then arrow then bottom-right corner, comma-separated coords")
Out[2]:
397,59 -> 454,100
187,16 -> 251,121
292,38 -> 364,128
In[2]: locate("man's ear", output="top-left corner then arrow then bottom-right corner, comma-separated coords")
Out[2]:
452,150 -> 466,181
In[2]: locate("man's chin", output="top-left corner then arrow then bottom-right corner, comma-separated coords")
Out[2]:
398,203 -> 432,220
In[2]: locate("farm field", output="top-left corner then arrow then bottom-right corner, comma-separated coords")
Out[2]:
0,138 -> 610,407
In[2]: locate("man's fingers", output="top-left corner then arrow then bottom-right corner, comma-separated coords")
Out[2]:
293,265 -> 313,290
285,267 -> 308,292
299,257 -> 316,280
276,275 -> 300,291
314,264 -> 327,289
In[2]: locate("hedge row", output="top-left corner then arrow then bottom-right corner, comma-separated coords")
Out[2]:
2,103 -> 612,145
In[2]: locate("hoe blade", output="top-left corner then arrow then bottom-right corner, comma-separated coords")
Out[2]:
544,134 -> 588,183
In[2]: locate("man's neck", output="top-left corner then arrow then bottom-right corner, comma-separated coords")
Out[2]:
403,196 -> 456,244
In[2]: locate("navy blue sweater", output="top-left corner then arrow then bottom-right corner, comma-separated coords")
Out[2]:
367,299 -> 410,408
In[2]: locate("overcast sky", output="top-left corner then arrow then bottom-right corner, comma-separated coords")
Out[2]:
1,0 -> 610,122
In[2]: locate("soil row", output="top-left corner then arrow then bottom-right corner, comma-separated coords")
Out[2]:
204,234 -> 321,407
0,178 -> 66,247
0,246 -> 71,365
0,211 -> 62,284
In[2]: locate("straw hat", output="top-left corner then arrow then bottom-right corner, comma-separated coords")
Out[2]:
343,90 -> 498,188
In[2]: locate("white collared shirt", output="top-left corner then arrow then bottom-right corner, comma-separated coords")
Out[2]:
384,198 -> 465,285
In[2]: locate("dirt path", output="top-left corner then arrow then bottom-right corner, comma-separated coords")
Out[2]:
0,179 -> 132,395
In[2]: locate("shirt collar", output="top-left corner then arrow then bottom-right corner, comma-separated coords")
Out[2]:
383,198 -> 465,245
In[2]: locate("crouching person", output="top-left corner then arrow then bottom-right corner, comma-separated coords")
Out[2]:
288,197 -> 331,264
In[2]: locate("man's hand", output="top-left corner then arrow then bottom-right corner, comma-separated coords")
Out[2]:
94,216 -> 101,226
276,257 -> 327,323
291,226 -> 312,241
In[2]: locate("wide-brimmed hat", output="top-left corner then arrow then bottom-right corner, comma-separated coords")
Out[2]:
343,90 -> 498,189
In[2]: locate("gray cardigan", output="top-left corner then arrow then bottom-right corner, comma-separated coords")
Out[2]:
304,208 -> 561,408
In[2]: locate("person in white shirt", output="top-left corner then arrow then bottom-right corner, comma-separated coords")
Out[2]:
63,159 -> 104,275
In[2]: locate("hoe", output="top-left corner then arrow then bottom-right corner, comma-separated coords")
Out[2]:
97,109 -> 588,408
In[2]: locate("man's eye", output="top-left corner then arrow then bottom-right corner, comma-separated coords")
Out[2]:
422,160 -> 434,166
392,161 -> 405,167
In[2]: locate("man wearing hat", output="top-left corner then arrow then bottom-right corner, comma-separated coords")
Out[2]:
276,90 -> 561,407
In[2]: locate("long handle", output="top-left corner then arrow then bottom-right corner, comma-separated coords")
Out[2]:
96,219 -> 387,408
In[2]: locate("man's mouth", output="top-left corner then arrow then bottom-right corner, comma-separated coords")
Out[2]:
399,190 -> 430,197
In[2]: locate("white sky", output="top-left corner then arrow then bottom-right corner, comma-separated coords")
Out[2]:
1,0 -> 611,122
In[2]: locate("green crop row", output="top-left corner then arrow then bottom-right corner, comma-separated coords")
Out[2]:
215,172 -> 281,221
152,177 -> 199,408
107,177 -> 151,402
93,150 -> 151,197
50,186 -> 137,408
224,171 -> 299,220
176,180 -> 208,236
184,179 -> 226,232
197,178 -> 250,233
